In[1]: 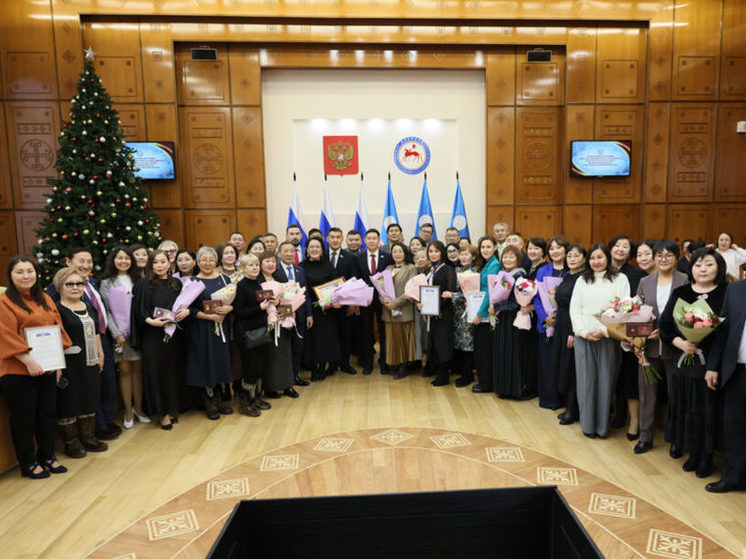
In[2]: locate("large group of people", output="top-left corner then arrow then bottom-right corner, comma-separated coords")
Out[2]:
0,222 -> 744,495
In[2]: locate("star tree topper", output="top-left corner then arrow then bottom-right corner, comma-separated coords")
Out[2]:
84,46 -> 96,61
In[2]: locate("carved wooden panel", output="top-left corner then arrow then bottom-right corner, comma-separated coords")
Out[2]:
593,105 -> 643,203
485,206 -> 514,235
7,102 -> 60,209
672,0 -> 721,100
643,204 -> 667,240
722,57 -> 746,97
564,105 -> 594,204
515,206 -> 561,240
0,212 -> 17,276
486,107 -> 514,205
597,28 -> 646,104
515,107 -> 562,204
83,22 -> 144,103
712,205 -> 746,245
0,106 -> 13,209
14,210 -> 44,257
154,209 -> 185,249
176,46 -> 230,106
140,23 -> 177,103
96,57 -> 141,101
516,47 -> 564,105
667,205 -> 710,243
648,0 -> 674,100
668,104 -> 716,202
180,107 -> 235,208
563,205 -> 592,247
566,27 -> 596,104
5,52 -> 56,98
721,0 -> 746,98
117,105 -> 146,141
237,209 -> 268,241
185,210 -> 236,250
592,205 -> 641,245
229,47 -> 261,106
232,107 -> 265,208
715,104 -> 746,201
644,102 -> 670,203
485,50 -> 515,106
145,104 -> 182,208
53,16 -> 83,100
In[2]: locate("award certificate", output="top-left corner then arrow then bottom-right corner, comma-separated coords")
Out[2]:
24,325 -> 66,372
419,285 -> 441,316
467,292 -> 486,323
313,277 -> 345,309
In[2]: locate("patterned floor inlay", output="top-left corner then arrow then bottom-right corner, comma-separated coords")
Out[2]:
86,428 -> 737,558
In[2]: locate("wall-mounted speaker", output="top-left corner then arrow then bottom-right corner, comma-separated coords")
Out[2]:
526,49 -> 552,62
191,47 -> 218,61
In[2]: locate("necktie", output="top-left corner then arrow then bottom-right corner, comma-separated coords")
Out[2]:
332,252 -> 338,268
287,266 -> 294,281
370,253 -> 377,275
86,284 -> 107,335
294,248 -> 299,265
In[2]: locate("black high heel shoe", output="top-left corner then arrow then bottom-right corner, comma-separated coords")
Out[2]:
626,431 -> 640,441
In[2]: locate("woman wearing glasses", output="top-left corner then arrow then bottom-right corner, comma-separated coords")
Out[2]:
157,240 -> 179,273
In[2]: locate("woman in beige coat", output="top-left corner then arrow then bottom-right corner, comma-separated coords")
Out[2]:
381,242 -> 417,380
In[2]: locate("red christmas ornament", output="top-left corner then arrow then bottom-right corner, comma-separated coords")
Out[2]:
93,175 -> 98,180
61,234 -> 68,240
125,202 -> 131,207
44,237 -> 50,241
98,158 -> 103,162
65,187 -> 72,193
56,205 -> 61,210
73,232 -> 79,237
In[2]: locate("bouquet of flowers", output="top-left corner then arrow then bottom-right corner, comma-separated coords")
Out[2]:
371,270 -> 401,318
457,270 -> 480,294
404,274 -> 428,301
330,278 -> 374,307
262,280 -> 307,345
487,271 -> 514,304
672,297 -> 725,367
104,285 -> 132,352
512,278 -> 537,331
163,280 -> 206,341
536,276 -> 563,338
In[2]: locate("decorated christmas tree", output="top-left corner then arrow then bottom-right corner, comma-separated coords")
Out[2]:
36,48 -> 161,281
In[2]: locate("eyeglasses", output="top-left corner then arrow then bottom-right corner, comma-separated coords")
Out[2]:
164,249 -> 177,254
655,253 -> 675,261
64,281 -> 86,288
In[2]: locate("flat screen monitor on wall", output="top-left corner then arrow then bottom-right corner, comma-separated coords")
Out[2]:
570,140 -> 631,177
125,141 -> 175,180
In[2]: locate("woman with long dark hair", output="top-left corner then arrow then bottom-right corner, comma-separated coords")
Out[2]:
381,242 -> 417,380
423,241 -> 458,386
471,236 -> 500,393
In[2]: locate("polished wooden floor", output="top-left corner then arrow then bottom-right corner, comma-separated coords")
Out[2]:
0,369 -> 744,558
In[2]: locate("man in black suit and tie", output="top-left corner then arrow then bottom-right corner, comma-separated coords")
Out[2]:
276,241 -> 313,389
352,228 -> 392,375
705,279 -> 746,493
326,227 -> 356,374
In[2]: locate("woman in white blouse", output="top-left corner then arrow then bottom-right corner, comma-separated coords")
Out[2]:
714,231 -> 746,281
570,243 -> 630,439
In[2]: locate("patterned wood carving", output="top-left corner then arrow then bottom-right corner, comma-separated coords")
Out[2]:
176,46 -> 230,106
721,0 -> 746,99
140,23 -> 177,103
592,205 -> 641,245
180,107 -> 235,208
145,104 -> 181,208
6,52 -> 56,98
486,108 -> 514,205
564,105 -> 594,204
648,0 -> 674,100
7,102 -> 60,209
667,205 -> 710,243
517,49 -> 564,105
643,204 -> 667,240
14,211 -> 45,257
715,104 -> 746,201
117,105 -> 146,141
229,47 -> 261,106
515,107 -> 562,204
154,209 -> 185,249
232,108 -> 265,208
672,0 -> 722,100
485,206 -> 514,234
0,106 -> 13,209
185,210 -> 236,250
485,50 -> 515,106
0,212 -> 17,276
515,206 -> 561,240
563,205 -> 592,247
53,16 -> 83,101
566,28 -> 596,105
644,103 -> 670,203
668,104 -> 715,202
237,209 -> 268,241
712,205 -> 746,244
593,105 -> 643,203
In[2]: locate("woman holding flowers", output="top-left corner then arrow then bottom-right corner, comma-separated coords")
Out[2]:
659,247 -> 727,477
451,244 -> 478,387
570,243 -> 630,439
425,241 -> 458,387
381,242 -> 417,380
472,236 -> 500,393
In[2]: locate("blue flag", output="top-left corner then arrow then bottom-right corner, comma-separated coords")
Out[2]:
380,177 -> 400,245
319,181 -> 336,243
287,179 -> 307,248
354,176 -> 369,235
415,177 -> 436,240
449,177 -> 470,240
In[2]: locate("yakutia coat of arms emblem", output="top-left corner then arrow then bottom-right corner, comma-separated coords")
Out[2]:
323,135 -> 359,175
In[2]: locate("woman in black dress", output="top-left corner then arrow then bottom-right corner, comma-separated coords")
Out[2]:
54,267 -> 106,457
659,247 -> 727,478
424,241 -> 458,387
131,250 -> 189,430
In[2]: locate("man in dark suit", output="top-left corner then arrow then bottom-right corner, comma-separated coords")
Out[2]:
705,279 -> 746,493
326,227 -> 356,374
276,241 -> 313,390
352,228 -> 392,375
46,247 -> 121,441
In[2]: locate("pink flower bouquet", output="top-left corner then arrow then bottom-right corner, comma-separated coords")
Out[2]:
512,278 -> 537,331
457,270 -> 480,294
536,276 -> 564,337
105,285 -> 132,343
163,279 -> 206,340
487,271 -> 514,304
330,278 -> 374,307
404,274 -> 428,301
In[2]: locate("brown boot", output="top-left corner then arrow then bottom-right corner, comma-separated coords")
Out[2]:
78,415 -> 108,452
238,388 -> 260,417
205,389 -> 220,420
58,418 -> 86,458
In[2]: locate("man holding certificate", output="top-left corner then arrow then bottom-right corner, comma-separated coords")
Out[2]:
0,256 -> 72,479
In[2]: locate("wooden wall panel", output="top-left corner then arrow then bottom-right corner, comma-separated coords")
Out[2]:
237,209 -> 268,241
566,27 -> 596,105
515,206 -> 561,240
593,105 -> 643,203
52,15 -> 83,101
83,23 -> 143,103
176,46 -> 230,106
485,206 -> 514,234
0,211 -> 18,272
592,204 -> 641,244
667,104 -> 716,202
6,102 -> 60,209
140,23 -> 177,103
485,51 -> 516,107
516,47 -> 565,106
14,210 -> 44,256
643,204 -> 667,240
232,107 -> 265,208
712,205 -> 746,244
179,107 -> 235,208
228,47 -> 261,106
145,104 -> 182,208
596,28 -> 646,104
185,210 -> 236,250
154,209 -> 185,249
648,0 -> 674,100
5,52 -> 57,100
672,0 -> 722,100
515,107 -> 562,205
644,103 -> 670,202
720,0 -> 746,99
563,205 -> 592,247
486,108 -> 514,205
667,205 -> 710,243
715,104 -> 746,201
0,106 -> 13,209
117,105 -> 146,141
564,105 -> 594,204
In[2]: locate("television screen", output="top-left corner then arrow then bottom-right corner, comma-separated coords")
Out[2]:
570,140 -> 631,177
126,141 -> 175,180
